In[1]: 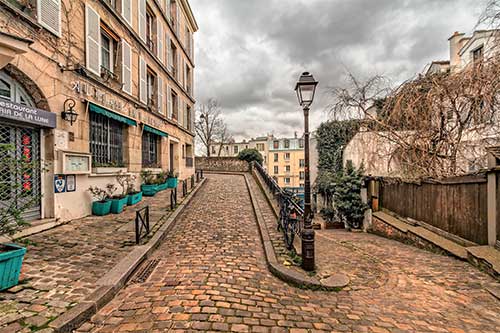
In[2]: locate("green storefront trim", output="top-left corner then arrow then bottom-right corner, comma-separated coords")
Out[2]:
88,103 -> 137,126
143,125 -> 168,137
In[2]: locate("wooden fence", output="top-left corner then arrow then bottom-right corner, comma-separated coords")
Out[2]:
378,174 -> 488,245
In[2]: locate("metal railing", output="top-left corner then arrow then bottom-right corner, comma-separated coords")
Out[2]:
253,162 -> 303,250
135,206 -> 150,244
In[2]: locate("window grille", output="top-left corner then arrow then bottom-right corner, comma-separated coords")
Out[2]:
90,112 -> 124,166
142,131 -> 159,167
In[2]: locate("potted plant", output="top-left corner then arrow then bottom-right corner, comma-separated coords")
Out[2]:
108,180 -> 127,214
88,185 -> 112,216
166,170 -> 179,189
126,174 -> 142,205
156,171 -> 169,191
0,144 -> 42,290
141,170 -> 158,196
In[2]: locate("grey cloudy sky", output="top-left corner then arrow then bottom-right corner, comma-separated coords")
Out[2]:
190,0 -> 488,140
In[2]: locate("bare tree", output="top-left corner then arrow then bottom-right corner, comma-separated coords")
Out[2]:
331,55 -> 500,179
195,99 -> 232,157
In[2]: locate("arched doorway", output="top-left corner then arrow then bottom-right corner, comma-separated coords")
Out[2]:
0,70 -> 41,221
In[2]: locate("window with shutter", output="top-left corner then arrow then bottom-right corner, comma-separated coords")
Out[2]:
121,40 -> 132,94
85,4 -> 101,76
139,57 -> 147,103
138,0 -> 147,42
157,22 -> 163,63
157,76 -> 164,114
165,35 -> 171,69
167,86 -> 172,119
38,0 -> 61,37
121,0 -> 132,25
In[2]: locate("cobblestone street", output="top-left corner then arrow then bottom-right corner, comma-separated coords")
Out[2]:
78,174 -> 500,333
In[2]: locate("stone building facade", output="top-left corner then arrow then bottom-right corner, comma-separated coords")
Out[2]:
0,0 -> 198,223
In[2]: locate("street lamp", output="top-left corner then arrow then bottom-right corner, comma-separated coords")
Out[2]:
295,71 -> 318,271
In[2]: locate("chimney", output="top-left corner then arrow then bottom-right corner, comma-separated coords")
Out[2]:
449,31 -> 465,69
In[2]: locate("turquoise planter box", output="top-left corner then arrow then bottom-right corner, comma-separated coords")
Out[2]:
0,244 -> 26,291
110,196 -> 128,214
127,192 -> 143,205
166,177 -> 178,189
92,200 -> 111,216
157,182 -> 168,191
141,184 -> 158,197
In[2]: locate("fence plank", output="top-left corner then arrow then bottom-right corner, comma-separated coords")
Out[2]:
379,175 -> 488,245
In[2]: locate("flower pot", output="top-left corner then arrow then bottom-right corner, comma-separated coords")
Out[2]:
157,182 -> 168,191
141,184 -> 158,197
0,244 -> 27,291
127,192 -> 143,205
92,200 -> 112,216
166,177 -> 178,189
110,196 -> 128,214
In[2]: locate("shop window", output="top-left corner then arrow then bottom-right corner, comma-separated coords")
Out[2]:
142,131 -> 159,167
90,112 -> 124,166
0,71 -> 33,105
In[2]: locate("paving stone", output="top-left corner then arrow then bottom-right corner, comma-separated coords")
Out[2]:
7,174 -> 498,332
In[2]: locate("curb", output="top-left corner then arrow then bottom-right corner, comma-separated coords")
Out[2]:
242,173 -> 342,291
49,178 -> 207,333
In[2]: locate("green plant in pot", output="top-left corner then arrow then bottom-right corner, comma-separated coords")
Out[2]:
166,170 -> 179,189
141,170 -> 158,196
0,144 -> 42,290
88,185 -> 112,216
156,171 -> 169,191
126,174 -> 142,205
110,172 -> 130,214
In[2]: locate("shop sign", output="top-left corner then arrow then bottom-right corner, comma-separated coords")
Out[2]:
71,80 -> 125,113
0,100 -> 56,128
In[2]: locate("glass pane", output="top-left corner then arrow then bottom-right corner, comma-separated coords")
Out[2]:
0,79 -> 11,101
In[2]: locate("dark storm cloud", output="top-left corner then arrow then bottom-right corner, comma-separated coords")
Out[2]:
190,0 -> 487,140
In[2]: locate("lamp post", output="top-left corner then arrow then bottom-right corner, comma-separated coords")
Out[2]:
295,72 -> 318,272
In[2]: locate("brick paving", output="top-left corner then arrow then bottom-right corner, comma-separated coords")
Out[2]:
77,173 -> 500,333
0,183 -> 193,333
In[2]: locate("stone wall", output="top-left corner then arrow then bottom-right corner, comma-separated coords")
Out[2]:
195,157 -> 250,172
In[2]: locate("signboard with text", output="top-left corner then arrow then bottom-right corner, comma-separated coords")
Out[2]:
0,100 -> 56,128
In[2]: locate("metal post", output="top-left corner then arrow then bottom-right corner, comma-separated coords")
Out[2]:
301,105 -> 315,271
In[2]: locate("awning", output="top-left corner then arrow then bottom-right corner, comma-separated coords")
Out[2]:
88,102 -> 137,126
143,125 -> 168,137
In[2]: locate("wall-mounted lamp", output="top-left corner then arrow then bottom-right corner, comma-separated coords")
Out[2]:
62,98 -> 78,126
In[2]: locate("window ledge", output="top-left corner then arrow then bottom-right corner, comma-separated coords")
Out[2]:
142,167 -> 162,173
91,167 -> 128,175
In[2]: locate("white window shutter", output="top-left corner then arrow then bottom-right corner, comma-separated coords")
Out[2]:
85,4 -> 101,76
176,4 -> 180,34
178,97 -> 182,125
38,0 -> 61,37
121,0 -> 132,25
166,35 -> 171,70
157,76 -> 164,114
139,56 -> 147,103
177,53 -> 181,81
166,0 -> 171,21
138,0 -> 147,42
157,22 -> 163,63
184,102 -> 188,127
121,39 -> 132,94
167,86 -> 172,119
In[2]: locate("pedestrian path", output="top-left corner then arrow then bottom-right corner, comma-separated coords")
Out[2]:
0,185 -> 191,333
77,173 -> 500,333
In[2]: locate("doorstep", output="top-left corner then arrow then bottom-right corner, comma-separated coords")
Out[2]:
6,218 -> 59,241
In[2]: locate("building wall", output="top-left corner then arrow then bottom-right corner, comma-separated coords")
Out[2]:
0,0 -> 197,222
268,137 -> 305,189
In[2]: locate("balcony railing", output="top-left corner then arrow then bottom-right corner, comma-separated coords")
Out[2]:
186,157 -> 193,168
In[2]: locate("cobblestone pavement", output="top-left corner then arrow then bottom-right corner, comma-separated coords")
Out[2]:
78,173 -> 500,333
0,182 -> 193,333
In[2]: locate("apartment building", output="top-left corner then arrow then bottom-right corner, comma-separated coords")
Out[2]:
0,0 -> 198,222
210,134 -> 305,190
